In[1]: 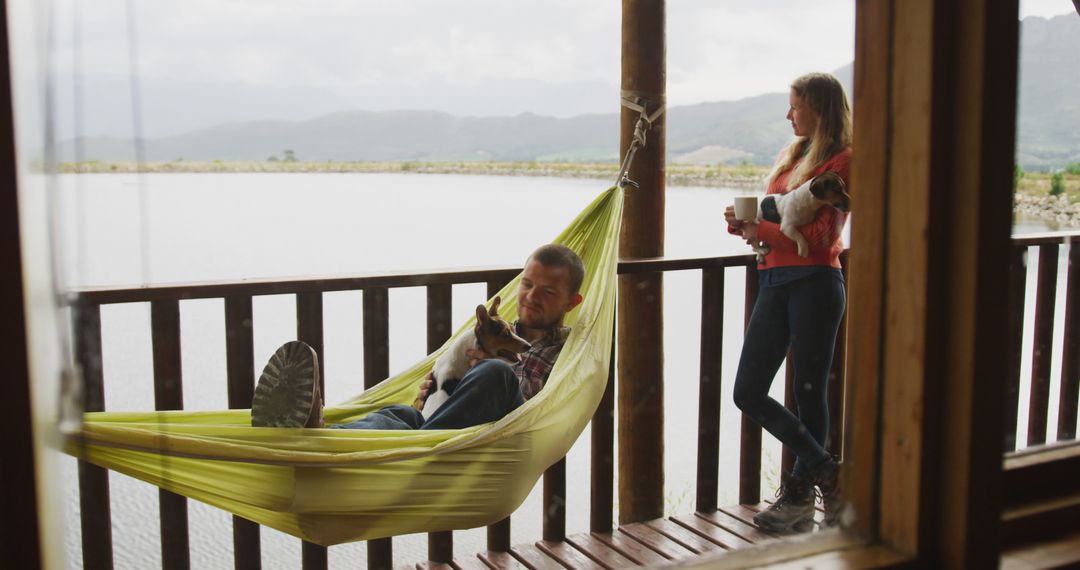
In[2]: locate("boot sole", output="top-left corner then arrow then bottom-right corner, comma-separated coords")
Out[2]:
251,341 -> 319,427
752,509 -> 816,533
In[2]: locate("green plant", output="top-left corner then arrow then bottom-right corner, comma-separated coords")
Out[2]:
1049,171 -> 1065,196
1065,162 -> 1080,175
1013,164 -> 1025,188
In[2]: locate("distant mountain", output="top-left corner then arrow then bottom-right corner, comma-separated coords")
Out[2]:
56,14 -> 1078,169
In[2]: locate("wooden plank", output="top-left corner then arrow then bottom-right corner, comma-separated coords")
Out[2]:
543,458 -> 566,541
617,523 -> 694,561
1001,528 -> 1080,570
508,544 -> 564,570
590,332 -> 615,533
643,518 -> 725,554
564,533 -> 640,569
589,531 -> 669,566
670,514 -> 751,550
617,0 -> 666,525
843,0 -> 891,539
1057,238 -> 1079,441
1004,245 -> 1028,451
151,300 -> 189,570
450,556 -> 493,570
1027,244 -> 1059,446
476,551 -> 525,569
739,263 -> 761,505
534,540 -> 605,570
694,510 -> 775,544
414,563 -> 454,570
224,296 -> 260,569
696,267 -> 724,513
426,285 -> 453,563
73,302 -> 115,570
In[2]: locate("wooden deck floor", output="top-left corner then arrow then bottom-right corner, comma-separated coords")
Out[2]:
401,503 -> 827,570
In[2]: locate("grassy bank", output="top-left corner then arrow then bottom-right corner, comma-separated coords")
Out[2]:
60,160 -> 770,190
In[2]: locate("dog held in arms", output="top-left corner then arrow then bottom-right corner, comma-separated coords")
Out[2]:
417,295 -> 532,420
750,171 -> 851,263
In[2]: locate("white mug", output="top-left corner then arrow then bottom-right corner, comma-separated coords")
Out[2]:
733,196 -> 758,221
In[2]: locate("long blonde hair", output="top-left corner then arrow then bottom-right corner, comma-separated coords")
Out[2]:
768,72 -> 852,191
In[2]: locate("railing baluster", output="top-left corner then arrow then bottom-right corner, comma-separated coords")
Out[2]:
696,266 -> 723,513
426,284 -> 454,564
739,263 -> 762,505
827,255 -> 850,458
294,292 -> 327,570
485,277 -> 513,551
1027,245 -> 1059,446
543,458 -> 567,541
487,279 -> 511,301
225,296 -> 261,569
362,287 -> 392,570
1057,239 -> 1079,442
151,300 -> 189,570
781,358 -> 796,476
591,331 -> 616,532
74,302 -> 114,570
1005,245 -> 1028,451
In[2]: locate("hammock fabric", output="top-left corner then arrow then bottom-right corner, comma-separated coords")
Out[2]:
67,186 -> 623,546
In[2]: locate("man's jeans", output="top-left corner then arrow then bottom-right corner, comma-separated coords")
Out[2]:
333,359 -> 525,430
732,269 -> 846,478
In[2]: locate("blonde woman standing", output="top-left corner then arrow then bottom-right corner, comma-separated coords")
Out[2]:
724,72 -> 852,532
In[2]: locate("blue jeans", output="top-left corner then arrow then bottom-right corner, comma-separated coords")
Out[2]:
333,359 -> 525,430
733,269 -> 845,478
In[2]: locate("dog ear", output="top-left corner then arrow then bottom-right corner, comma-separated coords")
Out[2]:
489,295 -> 501,317
475,303 -> 490,324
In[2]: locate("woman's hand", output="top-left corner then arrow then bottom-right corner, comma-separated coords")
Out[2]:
724,206 -> 744,232
741,222 -> 760,244
415,372 -> 435,409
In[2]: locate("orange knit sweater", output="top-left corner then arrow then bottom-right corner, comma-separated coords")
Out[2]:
731,147 -> 852,269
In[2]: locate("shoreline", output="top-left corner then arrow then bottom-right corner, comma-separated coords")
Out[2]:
60,160 -> 1080,228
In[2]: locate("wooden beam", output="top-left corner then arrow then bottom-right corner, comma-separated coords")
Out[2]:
617,0 -> 666,524
0,0 -> 42,563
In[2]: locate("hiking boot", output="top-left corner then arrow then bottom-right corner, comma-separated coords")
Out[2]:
753,471 -> 815,532
251,341 -> 322,428
808,456 -> 841,527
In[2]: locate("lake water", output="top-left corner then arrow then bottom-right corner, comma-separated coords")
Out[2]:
54,172 -> 1075,569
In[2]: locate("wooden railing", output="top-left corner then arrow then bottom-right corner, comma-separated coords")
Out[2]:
69,233 -> 1078,570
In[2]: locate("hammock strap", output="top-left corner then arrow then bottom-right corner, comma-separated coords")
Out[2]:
615,91 -> 666,188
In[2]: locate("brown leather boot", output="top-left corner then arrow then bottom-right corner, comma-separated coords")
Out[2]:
809,457 -> 841,527
753,471 -> 815,532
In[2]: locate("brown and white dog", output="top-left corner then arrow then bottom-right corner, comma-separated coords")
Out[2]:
754,170 -> 851,261
418,295 -> 532,420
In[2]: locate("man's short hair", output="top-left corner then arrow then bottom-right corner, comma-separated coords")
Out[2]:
528,244 -> 585,294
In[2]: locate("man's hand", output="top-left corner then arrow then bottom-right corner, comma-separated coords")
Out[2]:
415,372 -> 435,407
465,347 -> 493,368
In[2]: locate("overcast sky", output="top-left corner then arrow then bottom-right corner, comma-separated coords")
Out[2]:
49,0 -> 1076,136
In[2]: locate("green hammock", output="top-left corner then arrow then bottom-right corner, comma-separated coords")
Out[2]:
67,185 -> 623,546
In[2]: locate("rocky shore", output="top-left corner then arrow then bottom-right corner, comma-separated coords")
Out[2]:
1014,193 -> 1080,229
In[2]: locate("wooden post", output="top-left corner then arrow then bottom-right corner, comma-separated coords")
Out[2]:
0,1 -> 43,561
617,0 -> 666,525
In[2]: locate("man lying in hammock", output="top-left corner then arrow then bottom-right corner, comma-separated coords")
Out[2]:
251,243 -> 585,430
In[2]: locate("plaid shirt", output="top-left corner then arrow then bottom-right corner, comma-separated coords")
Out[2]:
513,321 -> 571,400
